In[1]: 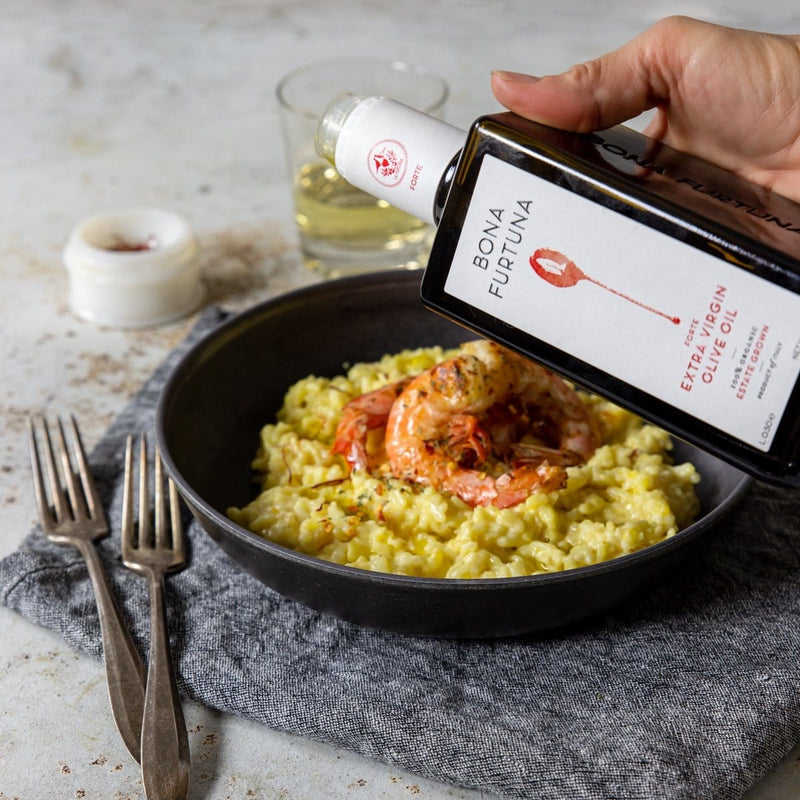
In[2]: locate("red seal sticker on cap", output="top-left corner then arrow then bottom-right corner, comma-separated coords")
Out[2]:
367,139 -> 408,187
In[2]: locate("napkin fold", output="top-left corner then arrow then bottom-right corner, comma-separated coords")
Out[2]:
2,306 -> 800,800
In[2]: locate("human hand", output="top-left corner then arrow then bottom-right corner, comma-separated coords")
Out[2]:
491,16 -> 800,203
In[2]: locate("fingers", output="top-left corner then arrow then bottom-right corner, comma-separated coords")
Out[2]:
491,16 -> 696,132
489,17 -> 800,203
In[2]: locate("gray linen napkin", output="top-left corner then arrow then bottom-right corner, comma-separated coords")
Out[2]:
2,306 -> 800,800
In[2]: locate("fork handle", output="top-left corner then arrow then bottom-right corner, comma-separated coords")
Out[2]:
141,570 -> 190,800
76,539 -> 147,763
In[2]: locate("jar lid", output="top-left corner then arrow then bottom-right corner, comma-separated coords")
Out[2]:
63,208 -> 203,328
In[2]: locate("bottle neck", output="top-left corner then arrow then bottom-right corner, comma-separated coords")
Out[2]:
315,95 -> 464,226
433,151 -> 461,225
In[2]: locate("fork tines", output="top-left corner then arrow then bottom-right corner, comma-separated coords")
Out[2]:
28,415 -> 107,536
121,435 -> 185,568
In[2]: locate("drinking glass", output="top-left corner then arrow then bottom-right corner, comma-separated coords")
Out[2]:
277,58 -> 449,279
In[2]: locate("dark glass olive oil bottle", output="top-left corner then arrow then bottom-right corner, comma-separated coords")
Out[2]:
316,94 -> 800,485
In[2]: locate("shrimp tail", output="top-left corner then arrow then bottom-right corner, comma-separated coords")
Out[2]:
330,435 -> 370,472
332,378 -> 410,471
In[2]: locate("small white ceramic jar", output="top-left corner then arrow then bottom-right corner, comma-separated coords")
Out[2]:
63,208 -> 203,328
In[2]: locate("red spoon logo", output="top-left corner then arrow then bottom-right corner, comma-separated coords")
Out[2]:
530,248 -> 680,325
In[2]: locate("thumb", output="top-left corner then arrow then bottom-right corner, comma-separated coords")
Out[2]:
490,23 -> 677,131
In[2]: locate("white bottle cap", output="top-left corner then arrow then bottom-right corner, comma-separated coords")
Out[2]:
63,208 -> 203,328
316,95 -> 464,226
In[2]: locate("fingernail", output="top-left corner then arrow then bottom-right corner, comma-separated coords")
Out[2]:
491,70 -> 541,83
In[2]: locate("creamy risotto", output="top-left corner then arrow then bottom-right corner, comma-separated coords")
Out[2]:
228,343 -> 700,579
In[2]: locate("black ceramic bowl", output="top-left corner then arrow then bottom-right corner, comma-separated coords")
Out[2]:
156,271 -> 752,638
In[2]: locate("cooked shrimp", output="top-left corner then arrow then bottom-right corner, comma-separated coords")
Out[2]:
331,378 -> 410,471
384,340 -> 600,508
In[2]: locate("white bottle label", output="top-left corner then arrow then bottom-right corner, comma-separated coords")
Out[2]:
443,154 -> 800,451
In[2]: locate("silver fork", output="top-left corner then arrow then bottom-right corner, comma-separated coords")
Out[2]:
121,434 -> 190,800
27,416 -> 146,762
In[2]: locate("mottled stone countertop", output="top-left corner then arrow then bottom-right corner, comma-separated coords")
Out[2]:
2,1 -> 800,797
